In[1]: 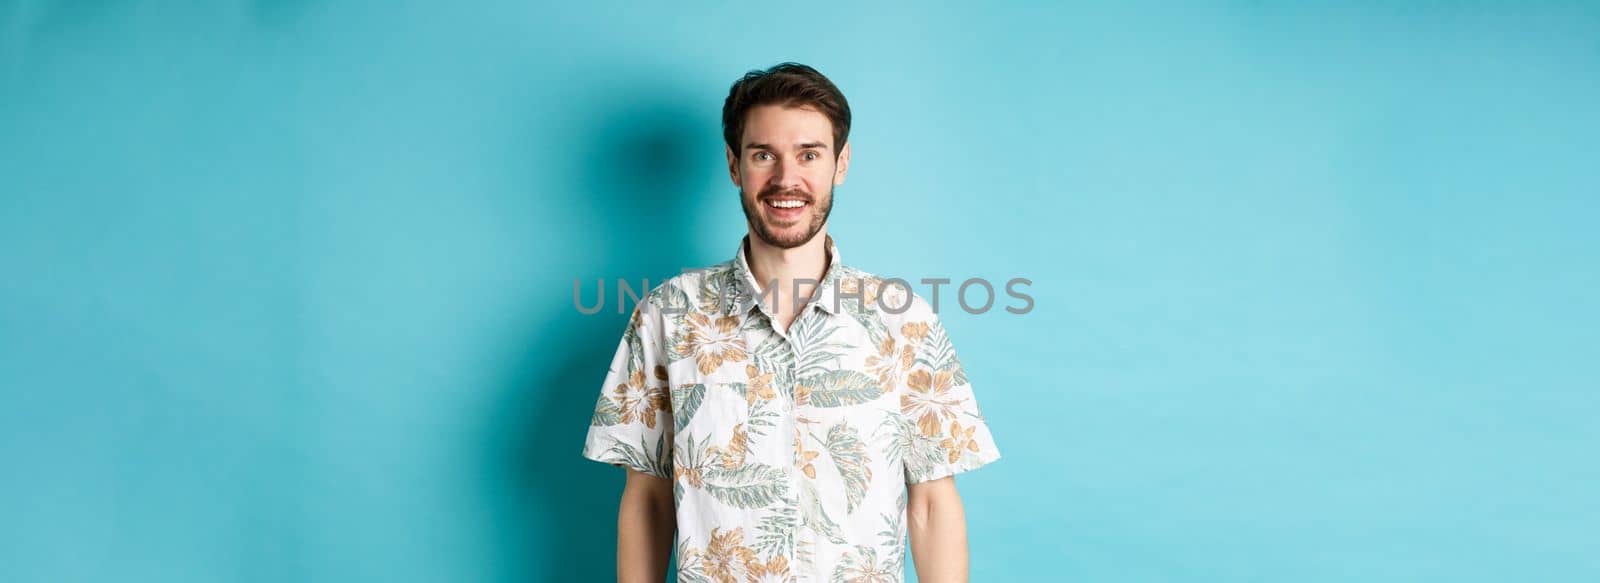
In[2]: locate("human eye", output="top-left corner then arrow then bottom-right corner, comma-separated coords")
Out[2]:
801,150 -> 819,161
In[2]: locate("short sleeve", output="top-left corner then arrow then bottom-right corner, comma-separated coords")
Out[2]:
896,295 -> 1002,484
581,299 -> 674,479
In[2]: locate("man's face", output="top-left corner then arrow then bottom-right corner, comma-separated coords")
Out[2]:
728,104 -> 851,249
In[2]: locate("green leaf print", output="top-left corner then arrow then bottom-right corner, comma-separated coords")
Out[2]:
753,501 -> 798,559
800,370 -> 883,408
872,414 -> 905,468
829,544 -> 897,582
789,313 -> 855,379
672,383 -> 706,433
590,392 -> 621,426
822,421 -> 873,515
877,488 -> 907,549
697,267 -> 739,315
799,479 -> 849,545
650,279 -> 693,315
915,319 -> 969,385
744,407 -> 779,438
674,537 -> 714,583
652,281 -> 692,364
751,334 -> 795,372
700,462 -> 790,510
601,432 -> 671,478
898,415 -> 948,482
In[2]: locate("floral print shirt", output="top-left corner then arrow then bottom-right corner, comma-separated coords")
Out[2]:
583,234 -> 1002,582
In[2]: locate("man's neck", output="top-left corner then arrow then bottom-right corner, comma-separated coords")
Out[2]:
745,230 -> 829,312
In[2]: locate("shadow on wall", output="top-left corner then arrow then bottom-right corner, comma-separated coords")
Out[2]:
485,92 -> 707,581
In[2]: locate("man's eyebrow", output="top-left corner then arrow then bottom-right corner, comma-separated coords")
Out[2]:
744,141 -> 831,151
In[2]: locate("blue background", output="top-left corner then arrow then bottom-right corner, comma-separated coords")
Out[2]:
2,1 -> 1596,581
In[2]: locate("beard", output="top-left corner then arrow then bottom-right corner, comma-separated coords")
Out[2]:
740,182 -> 834,249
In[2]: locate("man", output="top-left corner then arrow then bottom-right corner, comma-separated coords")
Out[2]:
582,62 -> 1001,582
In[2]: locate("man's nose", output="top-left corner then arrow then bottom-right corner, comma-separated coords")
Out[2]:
770,157 -> 804,192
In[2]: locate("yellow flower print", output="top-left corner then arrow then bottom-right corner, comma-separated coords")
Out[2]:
794,425 -> 820,479
708,422 -> 751,470
745,364 -> 775,406
677,311 -> 749,375
940,419 -> 981,464
746,553 -> 795,583
864,337 -> 913,392
675,463 -> 703,489
901,368 -> 963,437
794,382 -> 813,408
837,276 -> 880,310
702,527 -> 757,583
611,364 -> 669,429
900,321 -> 930,341
832,545 -> 897,582
839,275 -> 907,312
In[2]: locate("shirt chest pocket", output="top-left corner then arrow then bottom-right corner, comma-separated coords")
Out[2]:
668,375 -> 795,474
669,372 -> 776,439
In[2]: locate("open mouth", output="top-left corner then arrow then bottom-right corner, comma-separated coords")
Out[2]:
763,197 -> 809,220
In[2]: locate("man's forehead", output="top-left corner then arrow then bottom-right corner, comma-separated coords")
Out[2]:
742,104 -> 833,149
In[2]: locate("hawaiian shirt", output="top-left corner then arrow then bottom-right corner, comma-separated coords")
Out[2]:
582,234 -> 1001,582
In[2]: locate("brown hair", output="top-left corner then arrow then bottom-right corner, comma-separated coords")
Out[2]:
722,62 -> 852,159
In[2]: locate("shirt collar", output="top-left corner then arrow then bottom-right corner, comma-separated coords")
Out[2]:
730,233 -> 844,317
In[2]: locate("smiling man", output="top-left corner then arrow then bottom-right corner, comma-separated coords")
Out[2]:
582,62 -> 1002,582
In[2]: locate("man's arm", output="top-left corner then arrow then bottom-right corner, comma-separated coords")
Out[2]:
617,468 -> 675,582
906,475 -> 970,582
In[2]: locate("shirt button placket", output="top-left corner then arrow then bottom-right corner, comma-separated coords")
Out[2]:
781,341 -> 811,580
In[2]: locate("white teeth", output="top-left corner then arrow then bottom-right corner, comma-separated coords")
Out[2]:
768,199 -> 805,209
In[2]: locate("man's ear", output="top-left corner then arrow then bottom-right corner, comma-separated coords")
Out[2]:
833,141 -> 851,186
725,144 -> 740,186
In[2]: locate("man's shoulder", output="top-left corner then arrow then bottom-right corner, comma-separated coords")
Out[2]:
830,264 -> 938,324
636,259 -> 738,313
